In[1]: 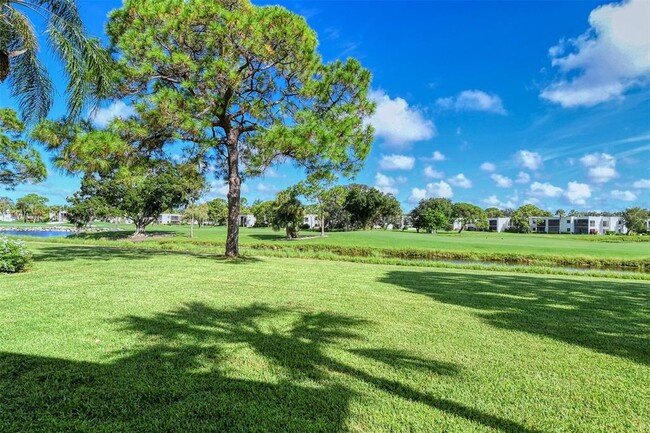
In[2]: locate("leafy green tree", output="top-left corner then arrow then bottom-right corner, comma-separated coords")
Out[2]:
510,204 -> 552,233
97,163 -> 198,237
0,0 -> 111,122
271,189 -> 304,239
0,109 -> 46,187
344,184 -> 386,230
375,194 -> 402,229
622,207 -> 650,234
419,209 -> 448,234
15,193 -> 48,222
66,176 -> 111,229
322,185 -> 350,230
410,198 -> 453,232
250,199 -> 275,227
485,207 -> 504,218
207,198 -> 229,226
555,209 -> 566,217
106,0 -> 374,256
453,202 -> 488,233
183,203 -> 209,228
0,196 -> 14,217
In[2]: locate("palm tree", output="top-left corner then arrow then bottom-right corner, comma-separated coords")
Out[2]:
0,0 -> 111,122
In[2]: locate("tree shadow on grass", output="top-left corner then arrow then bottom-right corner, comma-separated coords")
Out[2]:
1,302 -> 543,432
379,270 -> 650,366
32,245 -> 262,265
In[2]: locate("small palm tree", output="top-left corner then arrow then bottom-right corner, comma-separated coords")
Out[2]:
0,0 -> 111,122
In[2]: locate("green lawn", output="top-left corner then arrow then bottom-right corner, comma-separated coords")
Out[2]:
1,243 -> 648,432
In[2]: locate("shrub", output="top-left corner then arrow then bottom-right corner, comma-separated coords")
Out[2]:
0,237 -> 33,273
300,223 -> 311,230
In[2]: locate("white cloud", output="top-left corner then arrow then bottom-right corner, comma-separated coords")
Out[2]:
256,183 -> 277,193
436,90 -> 506,114
374,173 -> 400,195
431,150 -> 446,161
515,150 -> 543,170
530,181 -> 563,198
366,89 -> 436,148
515,171 -> 531,184
480,162 -> 496,172
423,166 -> 444,179
541,0 -> 650,107
483,195 -> 501,207
447,173 -> 472,188
90,101 -> 136,127
408,188 -> 427,203
611,190 -> 638,201
427,180 -> 454,198
491,174 -> 513,188
580,152 -> 618,183
379,154 -> 415,170
633,179 -> 650,188
564,182 -> 591,205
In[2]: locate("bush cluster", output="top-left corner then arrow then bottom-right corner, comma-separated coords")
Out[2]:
0,237 -> 33,273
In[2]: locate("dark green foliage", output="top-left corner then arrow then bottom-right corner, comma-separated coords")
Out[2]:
66,175 -> 113,229
344,184 -> 401,229
0,109 -> 46,187
411,198 -> 454,232
272,189 -> 304,238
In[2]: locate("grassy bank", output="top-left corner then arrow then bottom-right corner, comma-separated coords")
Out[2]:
1,244 -> 648,432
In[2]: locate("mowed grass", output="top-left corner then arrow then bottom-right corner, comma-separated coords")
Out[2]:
1,243 -> 648,432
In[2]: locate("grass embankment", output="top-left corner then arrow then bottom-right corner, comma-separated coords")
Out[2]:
2,244 -> 649,432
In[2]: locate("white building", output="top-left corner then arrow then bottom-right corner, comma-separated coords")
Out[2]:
239,214 -> 256,227
529,216 -> 626,235
158,213 -> 182,224
488,217 -> 512,232
303,214 -> 319,229
1,210 -> 15,222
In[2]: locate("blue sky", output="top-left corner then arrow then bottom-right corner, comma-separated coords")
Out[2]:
1,0 -> 648,211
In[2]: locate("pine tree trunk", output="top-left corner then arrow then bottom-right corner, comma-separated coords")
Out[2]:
225,130 -> 241,257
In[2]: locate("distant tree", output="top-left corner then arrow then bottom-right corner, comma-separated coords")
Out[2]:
0,197 -> 13,215
622,207 -> 650,234
484,207 -> 504,218
207,199 -> 229,226
418,209 -> 448,234
183,203 -> 209,228
66,176 -> 111,229
106,0 -> 375,256
323,185 -> 350,230
510,204 -> 552,233
15,193 -> 48,222
1,0 -> 112,122
297,174 -> 336,237
555,209 -> 566,217
502,208 -> 514,217
271,189 -> 304,239
0,109 -> 46,188
344,184 -> 399,230
250,200 -> 275,227
452,202 -> 488,233
411,198 -> 454,233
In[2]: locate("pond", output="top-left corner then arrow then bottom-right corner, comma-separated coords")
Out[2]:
1,230 -> 71,238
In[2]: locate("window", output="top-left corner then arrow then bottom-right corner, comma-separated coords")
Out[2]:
566,228 -> 571,232
603,221 -> 609,227
589,220 -> 595,227
566,219 -> 570,224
